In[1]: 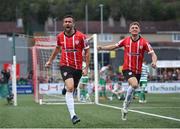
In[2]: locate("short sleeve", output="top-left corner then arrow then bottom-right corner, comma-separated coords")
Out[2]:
83,35 -> 89,49
144,40 -> 154,54
115,38 -> 125,47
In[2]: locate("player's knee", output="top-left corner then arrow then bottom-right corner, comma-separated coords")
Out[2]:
67,87 -> 74,92
131,82 -> 139,89
128,77 -> 139,89
133,85 -> 138,89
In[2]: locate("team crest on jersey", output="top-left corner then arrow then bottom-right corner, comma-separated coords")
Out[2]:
128,72 -> 132,75
63,72 -> 67,77
75,40 -> 80,45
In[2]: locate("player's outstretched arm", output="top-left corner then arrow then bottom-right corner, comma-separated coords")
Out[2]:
83,48 -> 90,76
150,52 -> 157,69
97,44 -> 117,51
45,46 -> 60,68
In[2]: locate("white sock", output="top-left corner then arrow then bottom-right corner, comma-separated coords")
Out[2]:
65,92 -> 76,119
123,86 -> 135,108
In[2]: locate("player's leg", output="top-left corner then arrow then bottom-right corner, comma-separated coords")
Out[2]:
122,77 -> 138,120
119,93 -> 125,100
71,69 -> 82,124
99,78 -> 106,99
0,84 -> 8,98
60,66 -> 81,124
141,81 -> 147,103
79,76 -> 88,101
106,85 -> 113,101
0,83 -> 12,104
124,77 -> 138,108
121,70 -> 140,120
117,90 -> 125,100
139,81 -> 147,103
80,83 -> 86,101
64,77 -> 80,124
62,84 -> 66,95
64,78 -> 76,117
139,81 -> 143,103
82,77 -> 91,102
98,78 -> 103,97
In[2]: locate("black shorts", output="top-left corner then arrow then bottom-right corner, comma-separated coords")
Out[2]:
60,66 -> 82,88
122,70 -> 141,83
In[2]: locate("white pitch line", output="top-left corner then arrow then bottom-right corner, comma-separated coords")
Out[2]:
97,103 -> 180,122
132,106 -> 180,109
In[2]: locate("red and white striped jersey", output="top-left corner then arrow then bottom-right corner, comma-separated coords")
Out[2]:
57,30 -> 89,70
115,36 -> 154,74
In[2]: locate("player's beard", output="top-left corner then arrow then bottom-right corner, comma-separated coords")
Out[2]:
64,27 -> 74,35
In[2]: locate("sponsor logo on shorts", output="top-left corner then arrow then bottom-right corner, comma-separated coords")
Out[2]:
63,72 -> 67,77
128,72 -> 132,75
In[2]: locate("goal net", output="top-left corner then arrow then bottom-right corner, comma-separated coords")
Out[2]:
32,34 -> 99,104
32,36 -> 63,104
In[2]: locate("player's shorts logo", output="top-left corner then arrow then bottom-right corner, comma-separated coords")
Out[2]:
128,72 -> 132,75
63,72 -> 67,77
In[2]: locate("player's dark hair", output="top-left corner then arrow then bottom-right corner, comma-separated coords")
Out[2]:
129,21 -> 140,28
63,15 -> 75,20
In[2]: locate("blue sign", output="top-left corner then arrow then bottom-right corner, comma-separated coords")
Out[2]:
9,85 -> 33,94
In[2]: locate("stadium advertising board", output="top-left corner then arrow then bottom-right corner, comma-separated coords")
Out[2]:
157,60 -> 180,68
39,83 -> 64,94
122,82 -> 180,93
146,83 -> 180,93
9,85 -> 32,94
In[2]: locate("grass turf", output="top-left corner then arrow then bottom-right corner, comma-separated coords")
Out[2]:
0,93 -> 180,128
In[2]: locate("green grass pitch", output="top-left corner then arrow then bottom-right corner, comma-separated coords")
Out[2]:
0,93 -> 180,128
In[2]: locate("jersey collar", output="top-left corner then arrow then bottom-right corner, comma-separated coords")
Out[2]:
64,29 -> 77,37
130,35 -> 141,42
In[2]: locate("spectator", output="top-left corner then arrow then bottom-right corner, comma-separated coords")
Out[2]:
0,68 -> 13,104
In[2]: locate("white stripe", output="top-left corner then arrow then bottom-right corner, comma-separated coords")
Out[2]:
131,106 -> 180,109
129,39 -> 132,70
97,103 -> 180,122
136,40 -> 140,74
73,35 -> 77,69
64,35 -> 69,66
